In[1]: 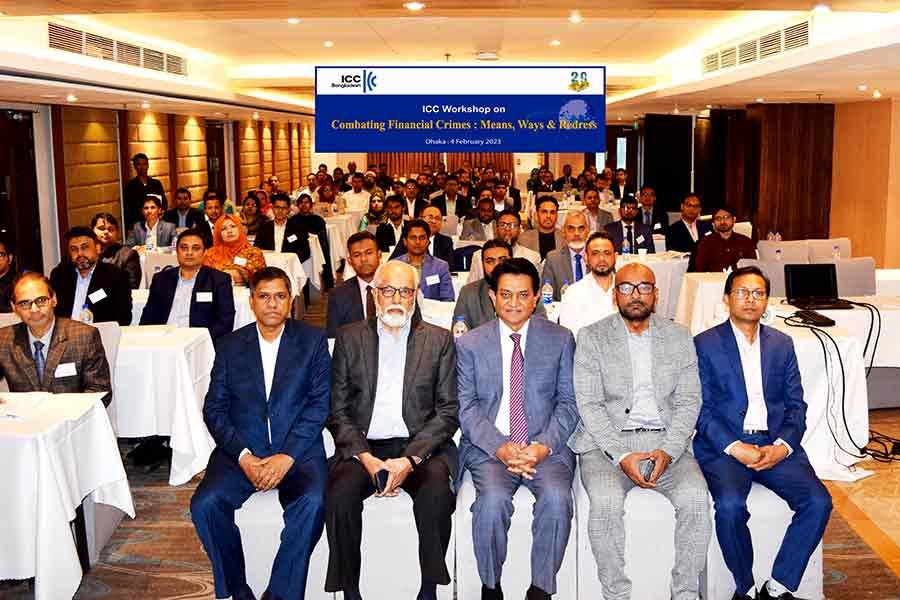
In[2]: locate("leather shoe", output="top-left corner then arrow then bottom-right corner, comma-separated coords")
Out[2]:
731,593 -> 754,600
758,583 -> 804,600
525,584 -> 551,600
260,592 -> 284,600
482,583 -> 504,600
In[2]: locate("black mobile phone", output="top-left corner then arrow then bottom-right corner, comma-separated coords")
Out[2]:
375,469 -> 390,493
639,459 -> 656,482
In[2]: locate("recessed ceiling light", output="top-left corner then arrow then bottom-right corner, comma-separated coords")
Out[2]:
813,3 -> 830,13
141,101 -> 151,109
873,90 -> 882,98
403,2 -> 426,10
323,40 -> 334,48
858,84 -> 868,91
569,11 -> 582,24
705,104 -> 713,109
66,94 -> 78,102
756,97 -> 765,103
286,17 -> 301,24
40,93 -> 59,99
252,111 -> 260,119
550,39 -> 561,46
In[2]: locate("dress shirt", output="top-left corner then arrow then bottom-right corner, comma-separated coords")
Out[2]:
493,198 -> 506,212
641,209 -> 654,227
445,195 -> 458,216
496,319 -> 530,436
166,270 -> 197,327
682,218 -> 699,242
175,209 -> 189,228
146,221 -> 159,247
71,265 -> 96,320
27,320 -> 55,361
569,248 -> 586,283
239,324 -> 285,459
481,221 -> 494,240
585,210 -> 602,233
558,275 -> 616,337
406,197 -> 417,217
368,319 -> 412,440
357,276 -> 374,319
273,221 -> 287,252
623,322 -> 666,431
345,189 -> 371,211
724,320 -> 792,455
390,221 -> 404,248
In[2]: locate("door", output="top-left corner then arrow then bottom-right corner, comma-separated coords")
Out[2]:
0,109 -> 43,273
206,120 -> 227,195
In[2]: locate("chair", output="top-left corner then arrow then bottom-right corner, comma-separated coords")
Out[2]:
811,256 -> 876,296
667,211 -> 681,226
736,259 -> 789,297
456,471 -> 577,600
807,237 -> 852,260
733,221 -> 753,240
756,240 -> 809,263
702,483 -> 824,600
441,215 -> 459,236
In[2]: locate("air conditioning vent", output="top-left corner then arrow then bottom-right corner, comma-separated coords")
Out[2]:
701,18 -> 809,74
759,31 -> 782,58
720,47 -> 737,69
47,21 -> 187,77
702,52 -> 719,74
738,40 -> 758,64
784,21 -> 809,50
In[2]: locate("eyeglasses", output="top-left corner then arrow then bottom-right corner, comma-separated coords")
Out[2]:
713,215 -> 733,222
0,252 -> 8,258
496,222 -> 519,230
377,286 -> 416,299
15,296 -> 51,310
731,288 -> 768,300
615,282 -> 655,296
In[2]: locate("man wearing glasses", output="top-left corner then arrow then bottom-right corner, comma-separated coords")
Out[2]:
0,272 -> 111,404
694,205 -> 756,272
395,219 -> 455,302
466,210 -> 541,284
570,262 -> 711,600
604,195 -> 656,255
326,260 -> 459,600
693,266 -> 831,600
666,193 -> 712,271
253,193 -> 311,263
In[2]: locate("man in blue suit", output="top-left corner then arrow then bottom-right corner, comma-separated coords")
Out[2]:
395,219 -> 455,302
191,267 -> 331,600
140,229 -> 236,340
604,195 -> 655,254
456,258 -> 578,600
694,266 -> 832,600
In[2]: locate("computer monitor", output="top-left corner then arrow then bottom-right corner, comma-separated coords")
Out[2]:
784,263 -> 839,301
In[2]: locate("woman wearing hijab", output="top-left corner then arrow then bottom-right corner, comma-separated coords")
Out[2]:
357,192 -> 387,231
203,213 -> 266,286
240,192 -> 266,237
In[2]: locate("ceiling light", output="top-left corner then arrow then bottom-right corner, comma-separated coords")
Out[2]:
286,17 -> 301,24
569,11 -> 582,24
705,104 -> 713,109
215,112 -> 224,116
475,51 -> 499,61
66,94 -> 78,102
755,97 -> 765,103
873,90 -> 882,98
141,101 -> 151,109
673,107 -> 680,114
323,40 -> 334,47
813,3 -> 830,13
550,39 -> 561,46
858,84 -> 868,91
252,111 -> 260,119
40,93 -> 59,99
403,2 -> 426,10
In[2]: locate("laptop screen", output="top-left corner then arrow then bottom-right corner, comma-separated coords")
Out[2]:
784,263 -> 839,301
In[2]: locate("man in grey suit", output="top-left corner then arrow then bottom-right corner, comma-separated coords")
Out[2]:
461,195 -> 497,241
457,258 -> 578,600
569,262 -> 711,600
326,260 -> 459,600
127,195 -> 178,248
519,196 -> 565,260
541,210 -> 589,300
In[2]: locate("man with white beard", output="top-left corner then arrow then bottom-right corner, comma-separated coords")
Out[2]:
540,211 -> 590,301
325,260 -> 460,600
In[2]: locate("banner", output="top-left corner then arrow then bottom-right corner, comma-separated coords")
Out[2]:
315,66 -> 606,152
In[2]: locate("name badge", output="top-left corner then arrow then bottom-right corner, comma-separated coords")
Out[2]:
287,234 -> 298,243
705,230 -> 713,236
636,235 -> 645,244
88,289 -> 107,303
55,362 -> 77,377
653,222 -> 662,230
196,292 -> 213,303
234,256 -> 248,266
425,274 -> 440,286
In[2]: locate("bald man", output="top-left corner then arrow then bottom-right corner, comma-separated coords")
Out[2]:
540,211 -> 590,300
569,262 -> 711,600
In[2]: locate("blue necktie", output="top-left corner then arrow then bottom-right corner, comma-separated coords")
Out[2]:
33,340 -> 45,384
574,253 -> 583,282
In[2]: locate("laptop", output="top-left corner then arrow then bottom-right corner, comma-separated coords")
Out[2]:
784,263 -> 854,310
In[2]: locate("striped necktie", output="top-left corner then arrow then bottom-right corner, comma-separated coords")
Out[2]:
33,340 -> 45,384
509,333 -> 528,445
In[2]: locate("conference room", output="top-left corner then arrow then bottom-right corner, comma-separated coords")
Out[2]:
0,1 -> 899,599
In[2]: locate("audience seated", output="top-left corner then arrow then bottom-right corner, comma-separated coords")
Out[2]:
519,196 -> 565,260
345,172 -> 372,212
557,231 -> 617,336
694,205 -> 756,272
542,211 -> 590,300
461,195 -> 497,241
610,168 -> 633,199
637,185 -> 668,235
292,193 -> 335,290
163,187 -> 205,231
203,214 -> 266,287
239,192 -> 266,237
395,220 -> 455,302
466,210 -> 540,283
123,152 -> 167,231
358,193 -> 388,231
666,193 -> 712,271
195,189 -> 223,248
253,194 -> 311,264
605,196 -> 655,254
376,195 -> 408,253
391,205 -> 455,266
127,195 -> 177,249
93,212 -> 142,290
326,231 -> 381,338
582,188 -> 613,233
431,174 -> 471,219
0,236 -> 14,312
553,164 -> 576,191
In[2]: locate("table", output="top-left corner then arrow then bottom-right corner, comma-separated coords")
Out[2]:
0,392 -> 135,599
306,235 -> 326,289
617,253 -> 689,320
325,213 -> 359,261
140,249 -> 178,288
113,326 -> 216,485
261,251 -> 308,297
674,272 -> 729,335
130,288 -> 255,331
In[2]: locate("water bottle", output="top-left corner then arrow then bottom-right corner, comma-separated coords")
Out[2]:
774,231 -> 782,242
560,279 -> 570,297
145,240 -> 154,253
621,237 -> 632,255
79,303 -> 93,324
541,280 -> 554,305
775,248 -> 782,261
451,316 -> 468,339
831,245 -> 841,260
766,231 -> 775,241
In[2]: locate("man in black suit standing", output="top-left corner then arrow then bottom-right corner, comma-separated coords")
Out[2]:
254,193 -> 311,262
50,226 -> 132,325
666,194 -> 712,270
637,185 -> 669,235
326,231 -> 380,338
604,196 -> 656,254
390,205 -> 454,265
163,187 -> 204,230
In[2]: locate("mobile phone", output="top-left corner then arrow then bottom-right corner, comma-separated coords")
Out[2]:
375,469 -> 390,493
639,459 -> 656,482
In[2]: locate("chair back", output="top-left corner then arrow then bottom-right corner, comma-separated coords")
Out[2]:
807,237 -> 852,260
736,258 -> 790,297
733,221 -> 753,240
441,215 -> 459,236
811,256 -> 875,296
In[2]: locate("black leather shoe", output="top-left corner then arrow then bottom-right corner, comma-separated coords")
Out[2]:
731,592 -> 754,600
232,588 -> 257,600
260,591 -> 284,600
342,589 -> 363,600
525,584 -> 551,600
758,583 -> 804,600
482,583 -> 504,600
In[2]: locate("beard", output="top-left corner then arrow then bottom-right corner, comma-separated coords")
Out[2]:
592,265 -> 615,277
568,241 -> 586,252
618,299 -> 653,322
377,303 -> 411,328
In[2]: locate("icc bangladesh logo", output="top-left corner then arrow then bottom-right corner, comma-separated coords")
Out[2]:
363,69 -> 377,93
568,70 -> 590,92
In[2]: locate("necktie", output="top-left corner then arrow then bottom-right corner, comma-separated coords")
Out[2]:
33,340 -> 45,384
626,224 -> 634,249
365,285 -> 376,319
574,253 -> 583,282
509,333 -> 528,445
644,210 -> 652,226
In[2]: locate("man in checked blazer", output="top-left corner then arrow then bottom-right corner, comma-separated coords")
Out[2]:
0,272 -> 111,405
569,262 -> 711,600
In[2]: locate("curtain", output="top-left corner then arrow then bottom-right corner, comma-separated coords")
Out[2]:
446,152 -> 514,174
368,152 -> 442,178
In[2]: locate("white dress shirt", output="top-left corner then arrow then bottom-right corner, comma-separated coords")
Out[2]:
146,221 -> 159,247
345,189 -> 371,211
496,319 -> 530,436
390,221 -> 404,247
166,270 -> 197,327
71,265 -> 96,320
368,319 -> 412,440
273,221 -> 287,251
357,276 -> 374,319
466,243 -> 542,284
481,221 -> 494,240
239,323 -> 285,459
682,218 -> 699,242
558,274 -> 616,337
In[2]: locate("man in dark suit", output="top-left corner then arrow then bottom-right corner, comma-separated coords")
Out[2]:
666,193 -> 712,270
326,231 -> 380,338
140,229 -> 236,340
389,205 -> 454,266
254,193 -> 311,263
0,272 -> 111,405
50,226 -> 132,325
123,152 -> 167,231
637,185 -> 668,235
456,258 -> 577,600
694,266 -> 832,600
375,195 -> 407,253
553,164 -> 576,191
610,168 -> 633,199
326,260 -> 459,600
163,187 -> 205,230
498,169 -> 521,208
430,175 -> 471,219
191,267 -> 331,600
292,193 -> 334,290
604,196 -> 656,255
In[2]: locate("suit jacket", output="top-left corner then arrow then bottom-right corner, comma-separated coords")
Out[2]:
100,244 -> 142,289
203,320 -> 331,463
127,220 -> 178,248
541,247 -> 580,301
610,182 -> 633,200
432,193 -> 471,219
163,207 -> 204,229
327,313 -> 459,475
139,265 -> 236,340
375,221 -> 404,253
518,229 -> 565,257
389,232 -> 454,266
456,317 -> 577,472
253,219 -> 311,263
453,279 -> 546,330
396,254 -> 455,301
568,314 -> 701,463
692,321 -> 807,466
0,318 -> 112,405
460,218 -> 493,242
326,276 -> 366,338
666,219 -> 713,270
637,206 -> 669,235
50,260 -> 133,325
604,220 -> 656,254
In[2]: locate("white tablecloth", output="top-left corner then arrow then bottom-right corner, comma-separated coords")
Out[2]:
674,272 -> 729,335
261,251 -> 308,297
325,213 -> 358,261
113,326 -> 216,485
306,236 -> 326,290
617,253 -> 689,320
130,288 -> 255,331
0,392 -> 134,599
140,249 -> 178,288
